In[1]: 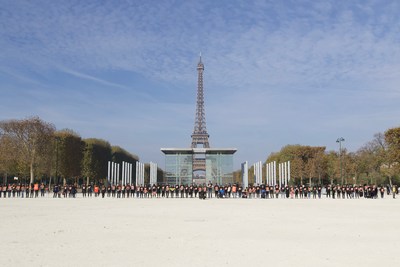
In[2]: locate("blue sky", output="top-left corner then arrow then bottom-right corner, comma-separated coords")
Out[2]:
1,0 -> 399,168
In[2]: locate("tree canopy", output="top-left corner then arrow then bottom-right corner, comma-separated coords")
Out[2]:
0,117 -> 55,184
0,117 -> 142,185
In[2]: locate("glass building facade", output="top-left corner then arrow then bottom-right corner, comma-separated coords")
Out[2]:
161,148 -> 236,185
205,152 -> 234,185
164,152 -> 193,185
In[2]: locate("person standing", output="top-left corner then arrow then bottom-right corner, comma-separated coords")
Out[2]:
40,183 -> 45,197
393,185 -> 397,199
219,186 -> 225,198
126,184 -> 131,198
358,186 -> 363,198
107,185 -> 111,197
87,184 -> 92,197
45,184 -> 49,197
285,186 -> 290,199
256,185 -> 260,199
198,186 -> 204,199
131,184 -> 137,198
326,185 -> 331,198
238,185 -> 243,198
165,185 -> 169,198
57,185 -> 62,198
14,184 -> 19,197
207,182 -> 212,198
157,185 -> 161,198
378,185 -> 384,198
111,184 -> 116,198
7,184 -> 12,198
200,186 -> 207,200
153,185 -> 157,198
20,184 -> 25,198
82,184 -> 87,197
214,184 -> 219,198
179,185 -> 184,198
15,184 -> 20,198
169,185 -> 174,198
68,185 -> 73,198
2,185 -> 6,198
101,185 -> 106,198
116,184 -> 121,198
62,185 -> 67,198
312,186 -> 317,199
34,183 -> 39,198
53,184 -> 58,198
93,185 -> 99,197
121,185 -> 126,198
175,185 -> 179,198
336,186 -> 340,199
71,185 -> 77,198
161,185 -> 165,198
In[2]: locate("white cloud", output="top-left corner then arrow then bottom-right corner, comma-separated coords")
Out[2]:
1,0 -> 400,166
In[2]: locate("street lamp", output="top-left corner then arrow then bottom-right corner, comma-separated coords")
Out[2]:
336,137 -> 345,185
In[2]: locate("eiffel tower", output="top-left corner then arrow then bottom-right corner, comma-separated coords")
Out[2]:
161,55 -> 236,185
191,55 -> 210,149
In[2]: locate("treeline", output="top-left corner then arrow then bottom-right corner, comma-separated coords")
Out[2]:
0,117 -> 160,185
233,127 -> 400,186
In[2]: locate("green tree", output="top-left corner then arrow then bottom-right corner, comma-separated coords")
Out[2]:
82,138 -> 112,185
266,145 -> 326,185
354,132 -> 391,185
55,129 -> 84,185
111,146 -> 139,163
384,127 -> 400,184
111,145 -> 139,185
325,151 -> 339,184
0,133 -> 19,184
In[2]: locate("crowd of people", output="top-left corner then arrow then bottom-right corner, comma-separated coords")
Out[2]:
0,182 -> 398,199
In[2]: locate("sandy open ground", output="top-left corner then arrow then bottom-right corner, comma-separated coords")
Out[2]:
1,196 -> 399,267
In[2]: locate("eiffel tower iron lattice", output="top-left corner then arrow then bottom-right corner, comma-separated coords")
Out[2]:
191,55 -> 210,149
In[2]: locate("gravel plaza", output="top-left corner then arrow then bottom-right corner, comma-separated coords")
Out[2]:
1,197 -> 399,267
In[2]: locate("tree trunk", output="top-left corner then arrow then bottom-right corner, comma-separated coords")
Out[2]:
49,176 -> 52,191
30,161 -> 34,185
86,176 -> 89,186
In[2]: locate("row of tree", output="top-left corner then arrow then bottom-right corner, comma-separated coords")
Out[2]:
2,117 -> 398,187
233,127 -> 400,186
0,117 -> 162,185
